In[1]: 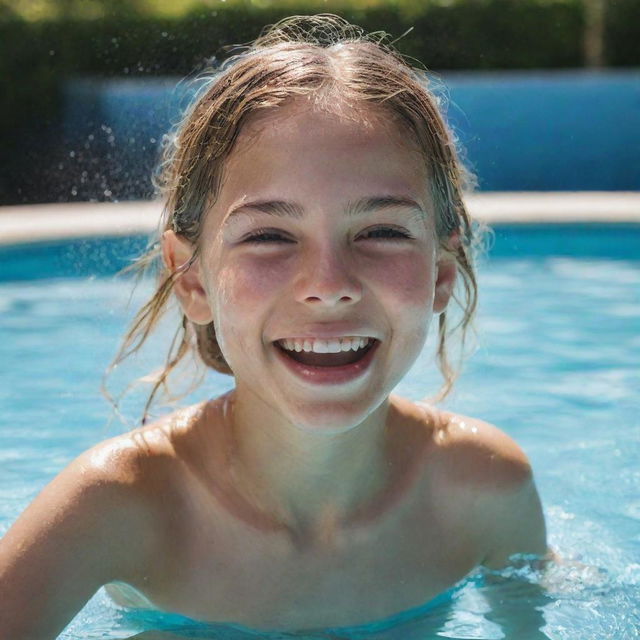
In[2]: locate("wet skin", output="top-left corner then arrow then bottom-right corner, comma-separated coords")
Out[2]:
102,393 -> 546,630
163,101 -> 453,530
0,102 -> 548,638
174,102 -> 445,432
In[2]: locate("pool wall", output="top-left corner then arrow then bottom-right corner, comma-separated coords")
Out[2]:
63,69 -> 640,193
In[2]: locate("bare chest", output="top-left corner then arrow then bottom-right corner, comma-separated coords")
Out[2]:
137,480 -> 481,629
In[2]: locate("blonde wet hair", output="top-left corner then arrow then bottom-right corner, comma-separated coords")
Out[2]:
106,14 -> 481,424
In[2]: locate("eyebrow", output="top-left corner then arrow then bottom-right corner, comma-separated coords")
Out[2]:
224,195 -> 426,222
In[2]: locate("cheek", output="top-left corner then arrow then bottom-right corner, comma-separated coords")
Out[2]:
209,257 -> 287,354
216,259 -> 278,308
366,252 -> 435,308
367,252 -> 436,356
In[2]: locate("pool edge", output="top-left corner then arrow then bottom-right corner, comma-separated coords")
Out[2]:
1,192 -> 639,246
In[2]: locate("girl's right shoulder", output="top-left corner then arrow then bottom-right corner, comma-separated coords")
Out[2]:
12,415 -> 184,565
0,415 -> 191,639
82,400 -> 211,489
73,403 -> 211,526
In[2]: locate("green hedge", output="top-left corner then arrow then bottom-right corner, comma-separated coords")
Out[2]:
1,2 -> 591,79
1,0 -> 638,203
604,0 -> 640,66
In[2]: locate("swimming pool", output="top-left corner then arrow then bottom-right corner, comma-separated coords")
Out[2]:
1,224 -> 639,639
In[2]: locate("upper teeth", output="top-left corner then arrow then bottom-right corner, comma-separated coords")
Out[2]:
277,337 -> 372,353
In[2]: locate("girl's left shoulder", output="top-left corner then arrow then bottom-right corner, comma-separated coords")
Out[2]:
425,408 -> 548,567
430,410 -> 533,489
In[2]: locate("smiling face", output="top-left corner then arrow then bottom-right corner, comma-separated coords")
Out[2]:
166,101 -> 456,432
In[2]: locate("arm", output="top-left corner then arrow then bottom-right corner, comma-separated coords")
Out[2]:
436,411 -> 549,567
479,471 -> 552,638
467,429 -> 551,637
0,446 -> 156,640
481,470 -> 548,569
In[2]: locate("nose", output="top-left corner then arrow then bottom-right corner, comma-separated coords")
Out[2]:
294,243 -> 363,307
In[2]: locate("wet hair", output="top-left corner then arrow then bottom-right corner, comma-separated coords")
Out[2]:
105,14 -> 480,424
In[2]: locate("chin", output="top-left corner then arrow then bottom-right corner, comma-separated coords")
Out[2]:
281,393 -> 389,434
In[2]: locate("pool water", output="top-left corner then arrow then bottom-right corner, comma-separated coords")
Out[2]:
0,225 -> 639,639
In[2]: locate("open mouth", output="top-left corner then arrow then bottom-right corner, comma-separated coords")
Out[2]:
274,337 -> 378,368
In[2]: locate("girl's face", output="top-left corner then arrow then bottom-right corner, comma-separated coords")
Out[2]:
180,102 -> 455,431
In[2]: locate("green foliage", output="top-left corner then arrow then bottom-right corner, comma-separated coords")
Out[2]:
0,1 -> 590,79
1,0 -> 638,203
604,0 -> 640,67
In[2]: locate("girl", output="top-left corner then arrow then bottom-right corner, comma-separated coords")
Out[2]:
0,14 -> 548,639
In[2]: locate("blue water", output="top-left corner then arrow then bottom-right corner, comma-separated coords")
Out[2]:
0,225 -> 639,639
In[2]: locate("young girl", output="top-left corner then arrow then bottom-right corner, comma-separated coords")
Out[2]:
0,14 -> 548,639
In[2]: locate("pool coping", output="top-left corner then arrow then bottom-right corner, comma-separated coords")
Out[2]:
1,192 -> 639,246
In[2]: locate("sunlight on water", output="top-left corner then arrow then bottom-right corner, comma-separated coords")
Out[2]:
0,248 -> 638,639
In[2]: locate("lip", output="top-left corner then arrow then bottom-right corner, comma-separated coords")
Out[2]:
274,336 -> 375,347
271,324 -> 381,342
273,338 -> 380,385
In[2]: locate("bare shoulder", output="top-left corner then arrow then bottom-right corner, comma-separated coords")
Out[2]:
425,408 -> 548,568
430,410 -> 533,489
2,410 -> 186,562
0,408 -> 199,639
1,402 -> 205,574
87,398 -> 212,480
73,402 -> 210,533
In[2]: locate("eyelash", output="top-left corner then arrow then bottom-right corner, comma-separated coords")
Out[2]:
242,226 -> 414,244
243,229 -> 294,244
361,227 -> 414,241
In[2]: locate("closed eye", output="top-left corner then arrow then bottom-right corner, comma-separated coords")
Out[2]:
242,229 -> 295,244
358,226 -> 414,241
242,226 -> 414,244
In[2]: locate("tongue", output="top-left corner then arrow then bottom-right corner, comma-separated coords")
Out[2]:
281,346 -> 369,367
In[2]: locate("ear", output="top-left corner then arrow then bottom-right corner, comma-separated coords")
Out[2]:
161,230 -> 213,325
433,232 -> 459,314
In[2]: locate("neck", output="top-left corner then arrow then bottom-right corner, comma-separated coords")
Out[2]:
221,387 -> 394,542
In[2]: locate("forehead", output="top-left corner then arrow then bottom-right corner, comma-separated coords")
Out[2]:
232,99 -> 423,163
206,99 -> 432,226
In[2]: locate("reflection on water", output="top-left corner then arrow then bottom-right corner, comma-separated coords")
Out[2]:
1,252 -> 639,639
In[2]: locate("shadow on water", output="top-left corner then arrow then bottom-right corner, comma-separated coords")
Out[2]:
480,576 -> 551,640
